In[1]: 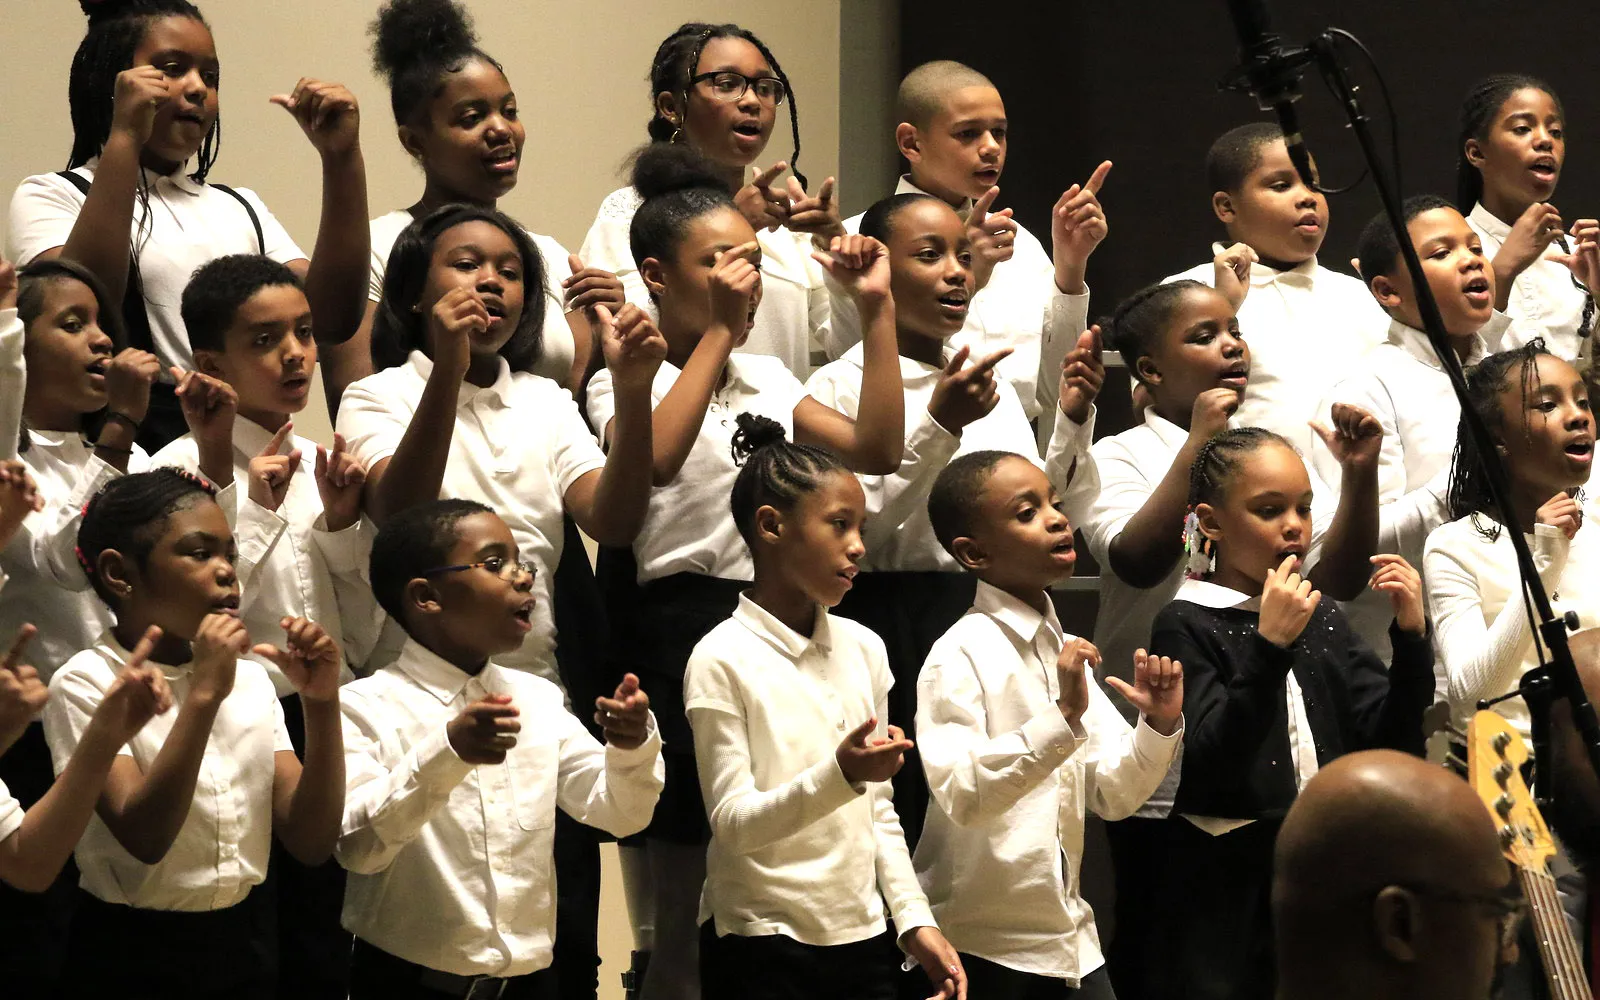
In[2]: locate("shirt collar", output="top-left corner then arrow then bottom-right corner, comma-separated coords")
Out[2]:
1469,201 -> 1511,239
229,414 -> 296,461
83,155 -> 205,196
840,339 -> 951,383
1141,407 -> 1192,451
972,579 -> 1065,648
95,630 -> 193,682
405,350 -> 515,407
1384,317 -> 1489,371
730,593 -> 833,659
896,174 -> 972,216
1208,241 -> 1319,289
393,637 -> 495,705
1176,577 -> 1259,610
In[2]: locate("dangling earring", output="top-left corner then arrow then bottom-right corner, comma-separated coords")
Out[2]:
670,125 -> 684,144
1183,508 -> 1214,578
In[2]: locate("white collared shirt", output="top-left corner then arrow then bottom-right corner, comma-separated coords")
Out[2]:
1165,249 -> 1389,458
337,637 -> 663,977
369,210 -> 578,386
826,176 -> 1091,420
1173,578 -> 1318,835
1468,202 -> 1593,361
805,343 -> 1097,572
0,571 -> 18,845
43,633 -> 292,912
586,353 -> 804,584
915,580 -> 1180,982
8,162 -> 303,373
685,594 -> 935,947
152,419 -> 381,689
336,351 -> 607,687
580,185 -> 833,377
1,309 -> 23,462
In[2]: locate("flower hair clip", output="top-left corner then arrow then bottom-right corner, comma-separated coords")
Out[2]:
1183,507 -> 1213,579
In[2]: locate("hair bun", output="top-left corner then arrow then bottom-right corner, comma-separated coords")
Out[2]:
631,142 -> 726,200
78,0 -> 159,22
730,412 -> 789,465
371,0 -> 477,79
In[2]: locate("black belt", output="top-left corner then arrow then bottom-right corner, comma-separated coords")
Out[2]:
356,937 -> 522,999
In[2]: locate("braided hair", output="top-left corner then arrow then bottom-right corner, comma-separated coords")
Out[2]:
16,258 -> 128,454
646,22 -> 807,189
1455,73 -> 1563,213
729,413 -> 849,548
1185,427 -> 1294,573
857,192 -> 941,244
77,467 -> 218,608
1102,280 -> 1211,386
1444,339 -> 1557,541
370,0 -> 504,128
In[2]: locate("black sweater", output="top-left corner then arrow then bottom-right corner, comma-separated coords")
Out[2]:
1151,596 -> 1435,821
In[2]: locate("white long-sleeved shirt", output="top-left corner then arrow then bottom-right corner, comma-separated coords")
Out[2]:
152,420 -> 380,690
1468,202 -> 1594,361
0,570 -> 19,845
1425,504 -> 1600,738
685,594 -> 935,948
1,309 -> 23,461
914,580 -> 1180,983
805,343 -> 1096,572
1164,249 -> 1389,458
824,176 -> 1090,420
579,185 -> 832,377
337,638 -> 662,978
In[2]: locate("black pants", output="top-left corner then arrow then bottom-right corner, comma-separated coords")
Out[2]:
350,937 -> 557,1000
950,955 -> 1119,1000
1104,816 -> 1175,1000
0,722 -> 78,998
700,923 -> 900,1000
64,888 -> 275,999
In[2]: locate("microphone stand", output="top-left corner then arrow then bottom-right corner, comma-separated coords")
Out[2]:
1220,27 -> 1600,809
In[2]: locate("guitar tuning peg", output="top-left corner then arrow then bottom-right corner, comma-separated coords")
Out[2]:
1495,793 -> 1515,819
1444,751 -> 1468,772
1444,723 -> 1468,741
1492,732 -> 1513,754
1494,762 -> 1515,787
1500,826 -> 1517,848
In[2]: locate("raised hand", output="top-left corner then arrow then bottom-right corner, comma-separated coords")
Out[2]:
1537,490 -> 1584,540
190,613 -> 249,704
0,626 -> 46,750
834,717 -> 913,785
1310,402 -> 1383,475
1369,554 -> 1425,636
966,186 -> 1017,293
430,286 -> 492,380
253,617 -> 341,704
105,348 -> 162,425
734,161 -> 790,233
1058,325 -> 1106,424
1258,556 -> 1320,648
561,254 -> 626,318
709,242 -> 762,338
902,926 -> 968,1000
810,234 -> 891,304
594,673 -> 652,750
599,304 -> 668,392
270,79 -> 361,159
314,434 -> 366,532
447,693 -> 520,765
1190,387 -> 1241,445
928,346 -> 1012,434
94,625 -> 174,744
0,461 -> 44,553
1213,241 -> 1259,309
111,66 -> 172,147
1497,201 -> 1565,283
248,421 -> 301,513
1553,218 -> 1600,291
784,176 -> 845,240
1051,160 -> 1113,275
1106,649 -> 1184,735
1055,637 -> 1100,726
171,365 -> 238,455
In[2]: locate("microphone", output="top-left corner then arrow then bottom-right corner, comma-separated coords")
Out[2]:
1222,0 -> 1318,189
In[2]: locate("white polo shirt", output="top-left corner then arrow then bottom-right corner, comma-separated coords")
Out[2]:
1,309 -> 22,462
579,185 -> 833,377
337,637 -> 663,978
586,353 -> 804,584
43,633 -> 293,912
336,351 -> 607,687
1468,202 -> 1593,361
685,595 -> 936,947
369,210 -> 577,386
8,161 -> 304,373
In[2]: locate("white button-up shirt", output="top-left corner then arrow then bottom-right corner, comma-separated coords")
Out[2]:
805,343 -> 1096,572
1165,250 -> 1389,458
0,570 -> 19,845
337,352 -> 607,686
9,162 -> 303,373
914,581 -> 1180,983
43,634 -> 292,911
1468,202 -> 1593,361
685,595 -> 936,947
587,353 -> 804,584
337,638 -> 663,977
1,309 -> 23,462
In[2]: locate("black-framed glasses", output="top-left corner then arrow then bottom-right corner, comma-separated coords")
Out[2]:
422,556 -> 536,583
689,71 -> 787,107
1393,881 -> 1527,952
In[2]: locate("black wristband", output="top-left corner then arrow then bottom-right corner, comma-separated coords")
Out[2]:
93,441 -> 133,456
104,410 -> 141,433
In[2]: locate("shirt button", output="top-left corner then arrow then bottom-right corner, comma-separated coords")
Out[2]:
1053,744 -> 1068,754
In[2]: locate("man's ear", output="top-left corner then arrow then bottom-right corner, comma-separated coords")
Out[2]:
950,534 -> 987,572
754,505 -> 784,546
895,122 -> 922,165
1371,885 -> 1422,963
1212,190 -> 1236,224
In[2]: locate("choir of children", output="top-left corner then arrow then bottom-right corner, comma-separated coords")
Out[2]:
1,2 -> 1596,998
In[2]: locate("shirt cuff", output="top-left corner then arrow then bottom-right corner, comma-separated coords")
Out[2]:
1020,706 -> 1084,765
1047,402 -> 1096,452
1133,713 -> 1185,760
817,753 -> 870,803
890,904 -> 939,945
423,722 -> 479,787
910,406 -> 964,452
605,711 -> 664,765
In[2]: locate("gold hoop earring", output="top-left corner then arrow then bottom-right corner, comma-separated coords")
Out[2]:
670,126 -> 684,144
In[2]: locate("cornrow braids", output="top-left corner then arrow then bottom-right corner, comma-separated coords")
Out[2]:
1444,339 -> 1554,542
646,22 -> 807,189
1455,73 -> 1562,212
1103,280 -> 1210,385
728,412 -> 849,548
77,467 -> 217,608
1184,426 -> 1293,575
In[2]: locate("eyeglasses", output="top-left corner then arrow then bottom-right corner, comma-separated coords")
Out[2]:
689,71 -> 787,107
1394,881 -> 1528,954
422,556 -> 536,583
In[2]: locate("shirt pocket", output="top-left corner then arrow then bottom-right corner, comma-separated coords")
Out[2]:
504,738 -> 559,832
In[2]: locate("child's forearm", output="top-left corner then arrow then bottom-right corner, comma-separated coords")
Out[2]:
303,148 -> 370,348
0,714 -> 125,892
277,698 -> 344,865
98,696 -> 220,865
847,296 -> 905,475
1109,440 -> 1203,588
581,382 -> 654,547
1308,463 -> 1380,601
649,328 -> 734,485
367,370 -> 459,523
58,131 -> 141,303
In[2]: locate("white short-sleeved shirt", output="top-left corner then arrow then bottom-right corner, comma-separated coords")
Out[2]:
1468,202 -> 1593,361
43,634 -> 293,912
579,185 -> 832,377
337,352 -> 607,686
368,210 -> 577,386
586,354 -> 804,584
8,161 -> 303,373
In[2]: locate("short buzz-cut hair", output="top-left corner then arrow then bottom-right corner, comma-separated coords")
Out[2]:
1355,194 -> 1458,283
896,60 -> 997,128
368,497 -> 495,629
1205,122 -> 1286,194
927,450 -> 1021,556
181,254 -> 306,355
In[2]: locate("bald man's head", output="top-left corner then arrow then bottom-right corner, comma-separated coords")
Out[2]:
896,60 -> 997,128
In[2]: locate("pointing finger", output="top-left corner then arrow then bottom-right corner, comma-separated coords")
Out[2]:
1084,159 -> 1114,195
941,345 -> 971,377
970,186 -> 999,221
0,624 -> 35,672
260,420 -> 293,458
969,347 -> 1015,376
752,161 -> 788,189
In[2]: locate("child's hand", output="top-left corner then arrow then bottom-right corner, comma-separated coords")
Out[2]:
0,253 -> 16,311
1258,555 -> 1320,648
561,254 -> 626,319
447,693 -> 519,765
1212,241 -> 1259,309
1055,638 -> 1099,726
1553,218 -> 1600,291
1370,554 -> 1425,636
734,161 -> 790,233
0,626 -> 46,749
172,366 -> 238,458
928,346 -> 1012,435
247,421 -> 301,513
966,186 -> 1016,293
1106,649 -> 1183,736
785,176 -> 845,240
190,613 -> 248,704
94,626 -> 173,745
1310,402 -> 1383,475
834,716 -> 912,785
314,434 -> 366,532
810,234 -> 891,305
901,926 -> 967,1000
599,304 -> 669,392
1538,490 -> 1584,539
1497,202 -> 1565,282
709,243 -> 762,337
110,66 -> 172,147
1051,160 -> 1113,275
430,286 -> 491,381
1057,325 -> 1105,425
1189,387 -> 1240,445
594,673 -> 651,750
0,461 -> 44,553
105,348 -> 161,425
253,617 -> 341,704
270,79 -> 361,159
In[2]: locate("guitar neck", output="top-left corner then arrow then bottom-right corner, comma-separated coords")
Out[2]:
1518,867 -> 1592,1000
